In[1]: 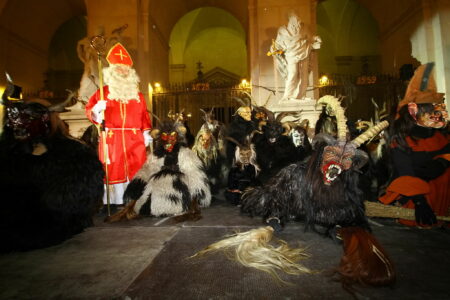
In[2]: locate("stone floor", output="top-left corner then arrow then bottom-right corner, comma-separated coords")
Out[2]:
1,196 -> 450,300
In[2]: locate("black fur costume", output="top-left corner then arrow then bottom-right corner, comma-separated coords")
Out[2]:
252,112 -> 299,184
0,85 -> 104,252
226,114 -> 256,164
241,136 -> 369,232
225,164 -> 258,205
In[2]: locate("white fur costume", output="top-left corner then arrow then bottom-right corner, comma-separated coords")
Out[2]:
125,147 -> 211,217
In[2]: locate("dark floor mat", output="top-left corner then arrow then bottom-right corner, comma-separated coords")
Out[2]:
123,226 -> 355,300
123,223 -> 450,300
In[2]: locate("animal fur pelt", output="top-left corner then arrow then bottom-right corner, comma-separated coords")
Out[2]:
224,137 -> 260,205
252,112 -> 300,184
0,86 -> 104,252
191,226 -> 313,282
199,107 -> 228,157
226,114 -> 256,165
106,120 -> 211,221
192,126 -> 226,194
335,227 -> 395,293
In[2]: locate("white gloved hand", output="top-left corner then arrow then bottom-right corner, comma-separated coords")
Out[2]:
143,130 -> 153,147
312,36 -> 322,49
91,100 -> 107,123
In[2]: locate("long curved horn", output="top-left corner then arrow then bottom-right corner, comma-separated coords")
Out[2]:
299,119 -> 309,130
256,106 -> 274,121
316,95 -> 348,142
282,123 -> 291,136
151,112 -> 162,126
351,120 -> 389,148
48,89 -> 76,112
241,91 -> 254,107
2,72 -> 19,104
232,97 -> 248,107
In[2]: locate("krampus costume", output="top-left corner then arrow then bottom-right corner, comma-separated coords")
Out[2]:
379,62 -> 450,227
192,126 -> 223,194
226,98 -> 256,165
240,95 -> 395,291
224,136 -> 260,205
199,107 -> 227,157
0,75 -> 104,252
251,110 -> 300,183
285,119 -> 312,160
106,118 -> 211,221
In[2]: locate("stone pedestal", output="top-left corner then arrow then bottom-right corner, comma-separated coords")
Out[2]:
269,98 -> 321,132
60,102 -> 92,138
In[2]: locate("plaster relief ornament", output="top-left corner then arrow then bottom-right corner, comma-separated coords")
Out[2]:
268,13 -> 321,101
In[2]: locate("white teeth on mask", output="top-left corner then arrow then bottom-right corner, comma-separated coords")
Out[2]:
269,138 -> 276,143
324,164 -> 342,182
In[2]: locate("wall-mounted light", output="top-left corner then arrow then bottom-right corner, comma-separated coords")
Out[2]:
319,75 -> 329,86
153,82 -> 162,93
239,79 -> 250,89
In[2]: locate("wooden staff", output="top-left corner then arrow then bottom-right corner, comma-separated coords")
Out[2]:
90,35 -> 112,216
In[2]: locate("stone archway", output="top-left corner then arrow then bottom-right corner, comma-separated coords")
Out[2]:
168,7 -> 248,84
47,15 -> 87,97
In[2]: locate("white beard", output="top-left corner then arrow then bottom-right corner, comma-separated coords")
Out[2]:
103,65 -> 140,103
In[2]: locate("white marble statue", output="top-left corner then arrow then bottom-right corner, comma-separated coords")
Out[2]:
269,14 -> 321,101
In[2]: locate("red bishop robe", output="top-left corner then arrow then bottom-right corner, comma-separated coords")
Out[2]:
85,86 -> 152,184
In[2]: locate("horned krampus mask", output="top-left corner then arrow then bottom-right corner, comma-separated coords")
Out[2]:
2,73 -> 70,142
226,134 -> 259,171
151,117 -> 187,154
233,95 -> 252,122
315,96 -> 389,185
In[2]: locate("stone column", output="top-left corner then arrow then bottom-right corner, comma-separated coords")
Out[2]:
411,0 -> 450,107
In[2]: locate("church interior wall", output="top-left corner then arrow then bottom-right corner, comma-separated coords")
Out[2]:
0,0 -> 448,109
0,0 -> 85,94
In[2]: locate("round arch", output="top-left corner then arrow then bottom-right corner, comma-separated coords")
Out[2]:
47,15 -> 86,95
168,7 -> 247,83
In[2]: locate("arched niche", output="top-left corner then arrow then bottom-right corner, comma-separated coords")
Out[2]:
317,0 -> 380,75
0,0 -> 86,92
47,15 -> 87,96
168,7 -> 247,84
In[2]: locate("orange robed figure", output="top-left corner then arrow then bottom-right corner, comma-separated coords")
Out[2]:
85,42 -> 152,205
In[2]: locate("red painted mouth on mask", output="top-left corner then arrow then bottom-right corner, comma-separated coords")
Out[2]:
164,143 -> 175,152
322,161 -> 343,185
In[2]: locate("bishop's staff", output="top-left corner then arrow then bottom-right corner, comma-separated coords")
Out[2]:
90,35 -> 112,216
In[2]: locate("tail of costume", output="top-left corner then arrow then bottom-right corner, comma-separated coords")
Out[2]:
336,227 -> 396,292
